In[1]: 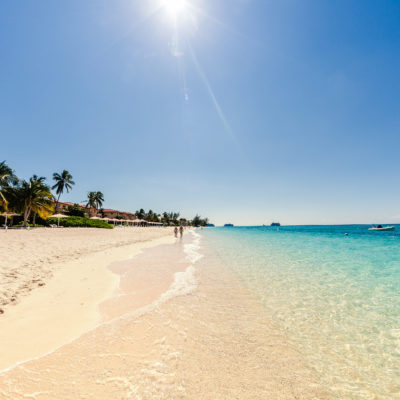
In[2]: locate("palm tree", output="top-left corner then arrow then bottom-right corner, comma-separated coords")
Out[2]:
13,176 -> 55,227
86,192 -> 96,216
94,191 -> 104,209
136,209 -> 145,219
191,214 -> 202,227
86,191 -> 104,216
171,212 -> 180,225
0,161 -> 18,211
153,213 -> 161,223
146,209 -> 154,222
52,170 -> 75,210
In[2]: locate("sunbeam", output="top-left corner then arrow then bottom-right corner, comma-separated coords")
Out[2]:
186,39 -> 237,144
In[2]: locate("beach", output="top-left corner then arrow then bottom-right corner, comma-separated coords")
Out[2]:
0,227 -> 174,312
0,227 -> 175,371
1,0 -> 396,396
0,227 -> 330,399
1,226 -> 398,399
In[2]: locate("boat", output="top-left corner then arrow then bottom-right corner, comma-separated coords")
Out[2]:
368,225 -> 395,231
224,223 -> 234,227
271,222 -> 281,227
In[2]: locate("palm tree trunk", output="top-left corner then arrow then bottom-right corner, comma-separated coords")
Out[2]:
33,213 -> 36,227
55,192 -> 61,211
23,207 -> 31,228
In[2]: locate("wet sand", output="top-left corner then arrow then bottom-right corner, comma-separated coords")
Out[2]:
0,230 -> 330,399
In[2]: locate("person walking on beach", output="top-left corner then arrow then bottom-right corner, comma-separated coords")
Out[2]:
179,225 -> 184,238
174,226 -> 178,238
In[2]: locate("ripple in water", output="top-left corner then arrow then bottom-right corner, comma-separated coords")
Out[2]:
202,225 -> 400,399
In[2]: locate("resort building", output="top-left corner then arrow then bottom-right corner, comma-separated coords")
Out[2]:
54,201 -> 83,212
54,202 -> 137,220
100,209 -> 137,220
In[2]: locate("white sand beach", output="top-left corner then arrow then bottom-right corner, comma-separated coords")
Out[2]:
0,227 -> 173,312
0,227 -> 174,371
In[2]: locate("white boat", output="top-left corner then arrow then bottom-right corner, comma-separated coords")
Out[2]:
368,226 -> 395,231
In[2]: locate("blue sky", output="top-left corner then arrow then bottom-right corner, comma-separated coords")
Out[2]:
1,0 -> 399,225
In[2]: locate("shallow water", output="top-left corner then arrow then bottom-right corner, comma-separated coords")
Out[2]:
202,225 -> 400,399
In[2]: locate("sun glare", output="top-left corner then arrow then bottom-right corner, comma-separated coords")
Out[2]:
164,0 -> 187,16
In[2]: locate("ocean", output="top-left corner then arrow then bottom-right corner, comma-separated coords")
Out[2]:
201,225 -> 400,399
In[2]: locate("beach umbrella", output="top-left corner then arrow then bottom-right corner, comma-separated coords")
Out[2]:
90,216 -> 102,220
50,213 -> 68,227
1,212 -> 20,229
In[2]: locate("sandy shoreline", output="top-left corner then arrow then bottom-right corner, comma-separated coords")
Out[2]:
0,229 -> 329,399
0,227 -> 174,371
0,227 -> 173,312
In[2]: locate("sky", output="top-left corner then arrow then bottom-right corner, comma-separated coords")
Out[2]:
1,0 -> 399,226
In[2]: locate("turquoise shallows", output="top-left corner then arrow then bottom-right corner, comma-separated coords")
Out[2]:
202,225 -> 400,399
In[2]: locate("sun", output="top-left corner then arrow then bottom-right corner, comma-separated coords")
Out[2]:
164,0 -> 187,16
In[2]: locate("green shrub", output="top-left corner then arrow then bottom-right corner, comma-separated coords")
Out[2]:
67,204 -> 87,218
47,216 -> 113,229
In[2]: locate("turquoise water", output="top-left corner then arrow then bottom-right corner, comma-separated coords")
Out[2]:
202,226 -> 400,399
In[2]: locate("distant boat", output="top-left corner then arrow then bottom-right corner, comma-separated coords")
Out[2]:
271,222 -> 281,227
206,224 -> 215,227
368,225 -> 395,231
224,223 -> 234,227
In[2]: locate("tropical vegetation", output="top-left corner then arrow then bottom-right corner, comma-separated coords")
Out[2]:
67,203 -> 87,218
4,175 -> 54,227
0,161 -> 107,228
86,191 -> 104,217
0,161 -> 18,210
135,209 -> 209,226
0,160 -> 211,228
52,170 -> 75,209
47,216 -> 112,229
191,214 -> 209,227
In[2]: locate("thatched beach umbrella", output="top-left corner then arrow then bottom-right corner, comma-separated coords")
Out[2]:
1,212 -> 20,229
90,216 -> 102,220
50,213 -> 68,227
